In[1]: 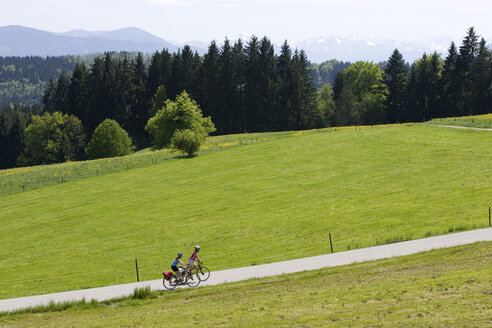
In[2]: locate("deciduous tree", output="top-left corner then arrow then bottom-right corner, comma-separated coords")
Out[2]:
19,111 -> 85,166
85,119 -> 134,159
145,91 -> 215,150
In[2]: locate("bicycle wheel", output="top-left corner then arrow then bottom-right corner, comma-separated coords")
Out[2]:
185,272 -> 200,287
195,266 -> 210,281
163,277 -> 178,290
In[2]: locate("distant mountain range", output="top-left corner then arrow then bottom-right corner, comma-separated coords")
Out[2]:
0,25 -> 483,63
0,25 -> 192,57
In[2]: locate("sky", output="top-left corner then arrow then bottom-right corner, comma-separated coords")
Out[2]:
1,0 -> 491,44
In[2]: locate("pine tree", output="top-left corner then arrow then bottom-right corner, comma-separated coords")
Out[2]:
114,56 -> 133,131
0,110 -> 28,169
160,50 -> 173,91
169,46 -> 201,99
146,51 -> 163,99
257,37 -> 277,131
384,49 -> 408,123
231,39 -> 246,133
68,62 -> 88,125
130,52 -> 149,148
456,27 -> 480,115
439,42 -> 460,117
53,71 -> 70,113
145,49 -> 172,102
428,52 -> 443,119
471,38 -> 492,114
102,53 -> 118,121
276,41 -> 294,130
295,50 -> 319,129
86,56 -> 105,132
198,41 -> 221,129
244,36 -> 261,132
217,39 -> 234,134
42,77 -> 56,113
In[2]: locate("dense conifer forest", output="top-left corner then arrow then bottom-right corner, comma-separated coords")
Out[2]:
1,28 -> 491,169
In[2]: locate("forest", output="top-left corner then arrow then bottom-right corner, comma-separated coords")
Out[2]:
0,56 -> 78,105
0,52 -> 346,108
0,27 -> 491,169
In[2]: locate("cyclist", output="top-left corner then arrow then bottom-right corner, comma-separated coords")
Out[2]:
171,252 -> 186,281
188,246 -> 202,270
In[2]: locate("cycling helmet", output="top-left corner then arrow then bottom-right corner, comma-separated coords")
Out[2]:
177,252 -> 183,257
195,246 -> 201,250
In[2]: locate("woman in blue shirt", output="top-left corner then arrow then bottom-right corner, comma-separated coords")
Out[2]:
171,252 -> 186,281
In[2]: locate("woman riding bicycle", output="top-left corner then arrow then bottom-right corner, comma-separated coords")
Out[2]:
171,252 -> 186,281
188,246 -> 202,270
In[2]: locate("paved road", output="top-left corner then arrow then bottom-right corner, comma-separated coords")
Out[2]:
1,228 -> 491,312
433,124 -> 492,131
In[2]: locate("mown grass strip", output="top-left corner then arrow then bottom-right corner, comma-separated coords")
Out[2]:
1,242 -> 490,327
0,286 -> 158,317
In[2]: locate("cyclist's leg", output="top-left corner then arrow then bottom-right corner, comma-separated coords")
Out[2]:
187,258 -> 197,271
171,265 -> 180,280
178,267 -> 185,280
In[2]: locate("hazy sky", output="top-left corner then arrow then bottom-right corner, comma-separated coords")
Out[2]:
2,0 -> 490,43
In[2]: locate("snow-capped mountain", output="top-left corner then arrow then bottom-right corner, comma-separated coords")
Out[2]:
295,35 -> 454,63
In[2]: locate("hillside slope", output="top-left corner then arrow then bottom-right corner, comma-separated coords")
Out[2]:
0,125 -> 491,299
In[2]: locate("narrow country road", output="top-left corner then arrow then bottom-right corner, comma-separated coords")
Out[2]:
1,228 -> 491,313
432,124 -> 492,131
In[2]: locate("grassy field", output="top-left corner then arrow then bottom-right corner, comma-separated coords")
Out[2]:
0,124 -> 408,197
1,242 -> 491,327
0,124 -> 491,299
427,113 -> 492,129
0,131 -> 300,197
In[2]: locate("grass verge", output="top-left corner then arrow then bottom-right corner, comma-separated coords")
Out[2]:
1,242 -> 491,327
427,113 -> 492,129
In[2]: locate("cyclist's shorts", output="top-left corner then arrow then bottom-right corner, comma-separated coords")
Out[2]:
171,265 -> 179,272
188,259 -> 196,267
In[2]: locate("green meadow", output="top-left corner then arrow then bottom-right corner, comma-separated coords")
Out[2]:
0,124 -> 491,299
0,131 -> 300,197
2,242 -> 491,327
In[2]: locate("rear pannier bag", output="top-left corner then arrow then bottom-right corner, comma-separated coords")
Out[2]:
163,271 -> 173,281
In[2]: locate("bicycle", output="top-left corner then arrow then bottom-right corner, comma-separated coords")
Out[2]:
190,262 -> 210,281
162,267 -> 200,290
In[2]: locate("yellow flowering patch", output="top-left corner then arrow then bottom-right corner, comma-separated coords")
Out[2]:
218,141 -> 240,148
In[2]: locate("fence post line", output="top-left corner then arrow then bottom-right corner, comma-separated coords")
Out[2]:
489,207 -> 491,227
135,259 -> 140,282
329,233 -> 334,253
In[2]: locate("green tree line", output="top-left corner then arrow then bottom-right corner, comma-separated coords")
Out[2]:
330,27 -> 491,126
1,28 -> 491,169
41,36 -> 321,143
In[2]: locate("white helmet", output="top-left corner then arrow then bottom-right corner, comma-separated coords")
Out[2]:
195,245 -> 201,250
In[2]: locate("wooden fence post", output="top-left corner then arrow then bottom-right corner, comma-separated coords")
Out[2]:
135,259 -> 140,282
329,233 -> 334,253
